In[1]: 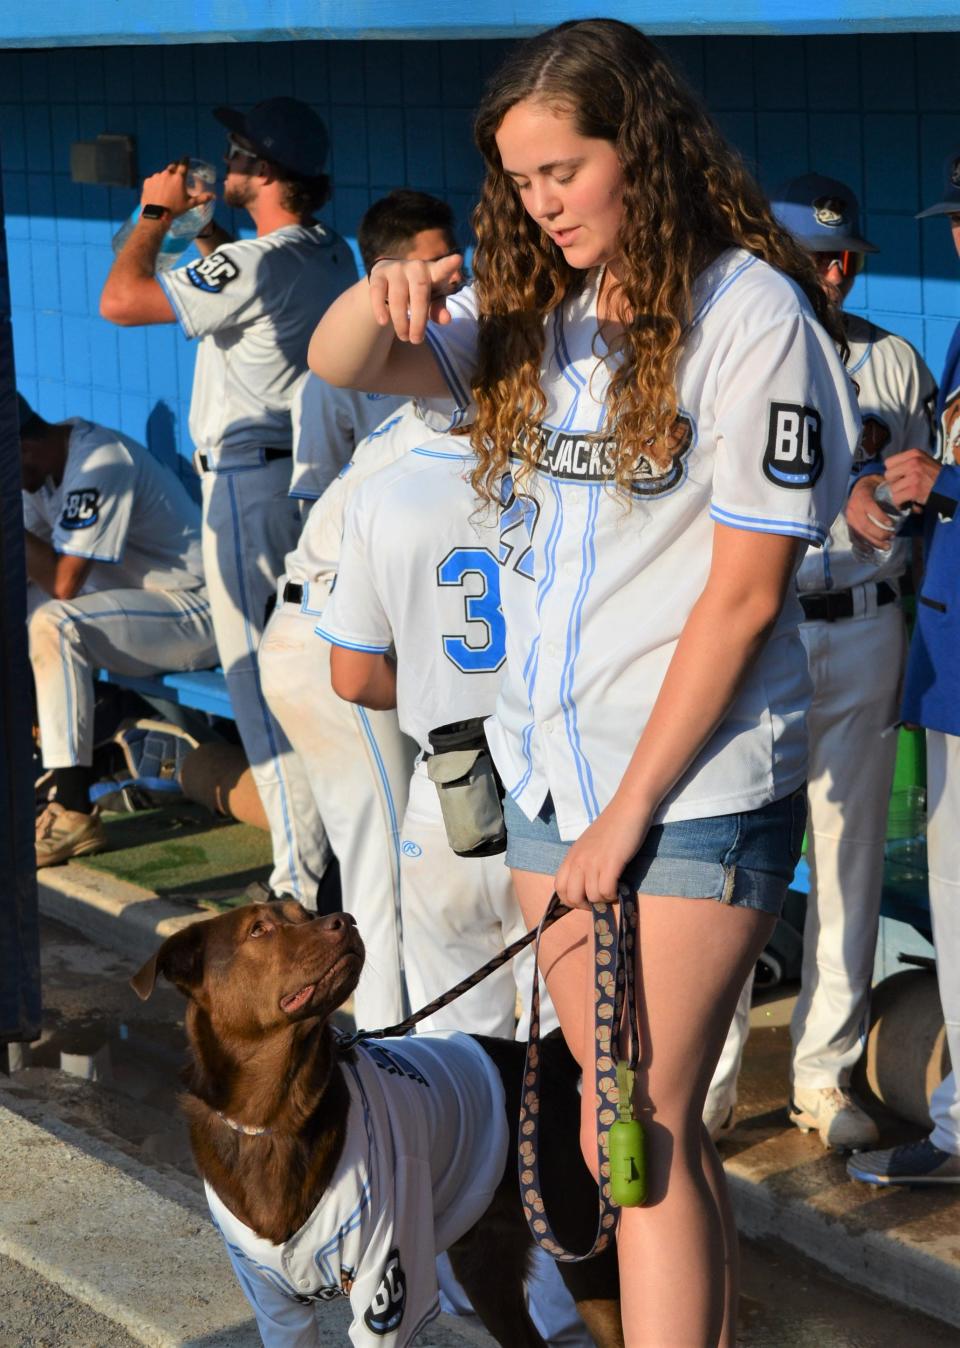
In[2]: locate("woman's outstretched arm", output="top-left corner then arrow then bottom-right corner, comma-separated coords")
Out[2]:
308,254 -> 463,396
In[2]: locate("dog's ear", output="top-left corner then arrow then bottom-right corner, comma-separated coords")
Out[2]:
130,920 -> 209,1001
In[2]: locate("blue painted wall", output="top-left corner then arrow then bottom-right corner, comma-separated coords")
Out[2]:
3,32 -> 960,487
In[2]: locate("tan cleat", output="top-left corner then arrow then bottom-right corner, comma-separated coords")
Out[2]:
790,1085 -> 879,1151
35,802 -> 107,868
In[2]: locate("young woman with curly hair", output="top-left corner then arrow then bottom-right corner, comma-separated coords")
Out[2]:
311,19 -> 860,1345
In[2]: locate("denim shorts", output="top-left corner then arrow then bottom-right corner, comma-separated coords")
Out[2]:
503,787 -> 807,916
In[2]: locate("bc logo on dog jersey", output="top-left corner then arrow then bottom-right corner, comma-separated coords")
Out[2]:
363,1250 -> 407,1335
762,402 -> 824,488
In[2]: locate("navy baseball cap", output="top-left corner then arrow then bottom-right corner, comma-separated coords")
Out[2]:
214,97 -> 330,179
917,147 -> 960,219
771,173 -> 878,253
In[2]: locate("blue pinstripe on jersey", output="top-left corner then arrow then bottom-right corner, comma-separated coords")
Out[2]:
559,486 -> 602,821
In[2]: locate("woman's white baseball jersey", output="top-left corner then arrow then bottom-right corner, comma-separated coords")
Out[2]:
420,249 -> 861,838
288,373 -> 405,501
796,313 -> 937,594
205,1032 -> 507,1348
159,225 -> 357,466
318,441 -> 504,757
21,418 -> 204,592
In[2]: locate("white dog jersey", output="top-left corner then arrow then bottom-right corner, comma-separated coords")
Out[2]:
205,1032 -> 507,1348
420,250 -> 861,838
21,418 -> 204,592
159,225 -> 357,466
318,441 -> 504,756
288,373 -> 405,502
796,312 -> 937,593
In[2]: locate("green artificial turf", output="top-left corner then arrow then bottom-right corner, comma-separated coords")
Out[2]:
75,802 -> 272,910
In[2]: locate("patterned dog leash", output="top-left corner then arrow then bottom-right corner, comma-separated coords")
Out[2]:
335,897 -> 575,1050
337,887 -> 645,1261
520,887 -> 643,1262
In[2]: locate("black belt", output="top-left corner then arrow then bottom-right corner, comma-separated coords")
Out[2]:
799,580 -> 897,623
282,582 -> 304,604
197,448 -> 292,473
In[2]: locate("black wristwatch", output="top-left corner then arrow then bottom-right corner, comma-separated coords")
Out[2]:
141,203 -> 170,220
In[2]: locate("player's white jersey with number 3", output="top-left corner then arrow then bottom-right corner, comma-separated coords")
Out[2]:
318,440 -> 503,756
420,249 -> 861,838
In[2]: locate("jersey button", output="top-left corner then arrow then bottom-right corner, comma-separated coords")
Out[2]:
543,721 -> 554,735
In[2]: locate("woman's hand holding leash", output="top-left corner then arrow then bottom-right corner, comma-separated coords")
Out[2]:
368,253 -> 464,344
555,792 -> 653,907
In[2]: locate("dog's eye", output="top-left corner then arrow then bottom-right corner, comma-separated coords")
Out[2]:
249,920 -> 271,938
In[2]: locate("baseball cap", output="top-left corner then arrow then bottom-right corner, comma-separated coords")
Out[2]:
213,97 -> 330,179
917,147 -> 960,219
770,173 -> 878,253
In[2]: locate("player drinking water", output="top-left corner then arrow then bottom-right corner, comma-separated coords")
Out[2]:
309,20 -> 860,1345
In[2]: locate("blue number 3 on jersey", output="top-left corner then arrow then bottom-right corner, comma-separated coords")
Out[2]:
437,547 -> 506,674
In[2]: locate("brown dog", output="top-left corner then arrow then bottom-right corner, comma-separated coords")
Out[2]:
132,901 -> 622,1348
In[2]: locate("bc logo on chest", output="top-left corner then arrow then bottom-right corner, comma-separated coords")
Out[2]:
763,402 -> 823,489
60,488 -> 100,530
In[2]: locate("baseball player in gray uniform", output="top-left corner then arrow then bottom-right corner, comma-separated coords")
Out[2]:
100,97 -> 357,907
705,174 -> 938,1148
20,395 -> 216,867
259,193 -> 461,1025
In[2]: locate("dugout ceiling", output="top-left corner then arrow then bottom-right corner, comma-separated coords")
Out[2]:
0,0 -> 959,46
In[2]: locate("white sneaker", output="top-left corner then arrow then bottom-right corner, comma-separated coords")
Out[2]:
703,1097 -> 736,1142
790,1085 -> 879,1151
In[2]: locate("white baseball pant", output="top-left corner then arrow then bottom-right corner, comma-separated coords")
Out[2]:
926,729 -> 960,1156
199,458 -> 330,905
259,591 -> 415,1026
706,595 -> 905,1111
400,762 -> 558,1039
29,586 -> 217,767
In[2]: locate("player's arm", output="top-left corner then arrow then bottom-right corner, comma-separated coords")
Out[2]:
556,526 -> 804,907
308,257 -> 460,397
23,531 -> 91,600
329,646 -> 397,710
100,160 -> 214,326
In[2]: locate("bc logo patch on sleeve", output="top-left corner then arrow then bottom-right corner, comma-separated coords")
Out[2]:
59,488 -> 100,530
762,403 -> 824,489
363,1249 -> 406,1335
186,252 -> 240,293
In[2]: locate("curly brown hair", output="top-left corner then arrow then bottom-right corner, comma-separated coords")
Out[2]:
468,19 -> 845,501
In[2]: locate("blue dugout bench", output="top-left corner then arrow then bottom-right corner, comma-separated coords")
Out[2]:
96,667 -> 233,720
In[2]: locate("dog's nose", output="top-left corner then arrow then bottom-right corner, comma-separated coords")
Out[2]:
317,912 -> 356,932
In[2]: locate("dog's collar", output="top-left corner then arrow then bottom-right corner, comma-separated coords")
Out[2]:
216,1110 -> 273,1137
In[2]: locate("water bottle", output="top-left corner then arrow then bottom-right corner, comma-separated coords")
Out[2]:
112,159 -> 217,272
850,479 -> 911,564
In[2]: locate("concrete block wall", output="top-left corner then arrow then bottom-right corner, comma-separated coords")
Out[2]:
2,32 -> 959,483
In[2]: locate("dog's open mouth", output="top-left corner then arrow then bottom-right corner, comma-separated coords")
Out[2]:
279,951 -> 363,1015
280,983 -> 317,1014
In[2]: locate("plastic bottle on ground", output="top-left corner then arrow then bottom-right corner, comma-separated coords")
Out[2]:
111,160 -> 216,271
